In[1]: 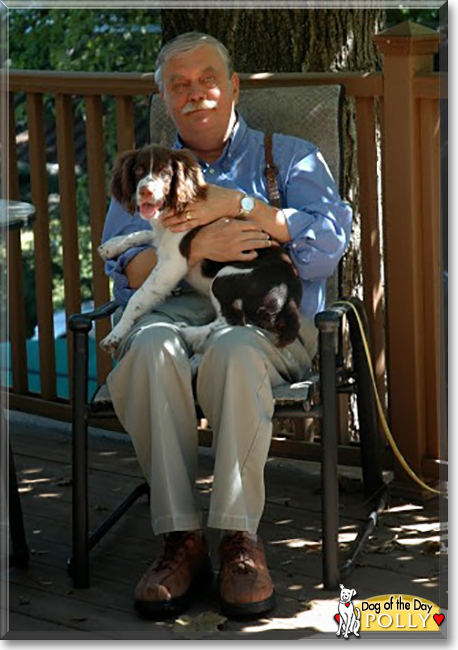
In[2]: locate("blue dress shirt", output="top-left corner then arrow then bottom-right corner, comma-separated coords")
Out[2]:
102,113 -> 353,320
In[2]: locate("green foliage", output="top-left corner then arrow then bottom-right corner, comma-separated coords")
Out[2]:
386,7 -> 440,30
8,8 -> 162,72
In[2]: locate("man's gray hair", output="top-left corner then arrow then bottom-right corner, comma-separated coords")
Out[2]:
154,32 -> 234,92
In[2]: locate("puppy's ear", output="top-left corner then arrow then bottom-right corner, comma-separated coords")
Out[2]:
169,149 -> 207,213
351,589 -> 357,598
256,284 -> 288,329
111,149 -> 138,213
274,299 -> 301,347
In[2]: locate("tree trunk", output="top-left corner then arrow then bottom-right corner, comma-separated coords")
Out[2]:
161,8 -> 386,297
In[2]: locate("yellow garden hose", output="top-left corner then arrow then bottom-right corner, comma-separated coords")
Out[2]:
332,300 -> 441,496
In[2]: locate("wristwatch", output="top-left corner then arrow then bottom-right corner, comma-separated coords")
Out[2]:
239,193 -> 256,217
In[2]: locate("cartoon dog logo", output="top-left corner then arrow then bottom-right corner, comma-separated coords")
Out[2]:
335,584 -> 361,639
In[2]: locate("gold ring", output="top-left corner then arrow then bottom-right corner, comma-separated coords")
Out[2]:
186,212 -> 192,221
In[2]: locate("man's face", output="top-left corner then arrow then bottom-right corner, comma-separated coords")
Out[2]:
160,44 -> 239,149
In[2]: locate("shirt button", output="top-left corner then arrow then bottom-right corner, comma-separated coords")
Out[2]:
209,168 -> 215,174
292,243 -> 297,249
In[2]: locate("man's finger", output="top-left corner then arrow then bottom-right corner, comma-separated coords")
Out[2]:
240,233 -> 275,246
238,250 -> 259,260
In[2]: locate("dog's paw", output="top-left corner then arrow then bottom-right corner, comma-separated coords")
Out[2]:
98,242 -> 115,261
100,333 -> 122,354
180,326 -> 211,354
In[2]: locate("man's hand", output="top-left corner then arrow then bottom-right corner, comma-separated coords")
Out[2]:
161,184 -> 241,231
188,218 -> 276,266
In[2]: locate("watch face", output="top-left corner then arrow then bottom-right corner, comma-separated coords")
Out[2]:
241,195 -> 255,212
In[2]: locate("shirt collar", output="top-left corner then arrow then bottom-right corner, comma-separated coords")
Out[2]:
173,111 -> 248,167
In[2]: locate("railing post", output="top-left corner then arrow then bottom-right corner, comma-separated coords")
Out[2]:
374,22 -> 440,490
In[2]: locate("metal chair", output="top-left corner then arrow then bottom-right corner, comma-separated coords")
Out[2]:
68,83 -> 389,591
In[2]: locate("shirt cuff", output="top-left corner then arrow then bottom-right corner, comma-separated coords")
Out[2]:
283,207 -> 315,244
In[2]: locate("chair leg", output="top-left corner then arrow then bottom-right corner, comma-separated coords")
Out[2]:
347,298 -> 385,500
318,319 -> 340,590
70,323 -> 91,587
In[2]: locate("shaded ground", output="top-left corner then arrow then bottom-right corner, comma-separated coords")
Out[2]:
6,411 -> 447,639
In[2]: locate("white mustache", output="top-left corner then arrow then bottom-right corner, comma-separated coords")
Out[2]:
182,99 -> 218,115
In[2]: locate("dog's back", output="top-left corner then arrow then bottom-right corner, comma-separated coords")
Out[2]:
209,248 -> 303,347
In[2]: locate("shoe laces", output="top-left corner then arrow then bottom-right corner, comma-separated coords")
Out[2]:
153,532 -> 192,572
223,532 -> 257,574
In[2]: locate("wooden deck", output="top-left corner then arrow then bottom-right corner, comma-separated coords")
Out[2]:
6,411 -> 447,640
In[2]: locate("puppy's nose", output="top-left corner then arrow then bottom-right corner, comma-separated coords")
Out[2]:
139,185 -> 154,200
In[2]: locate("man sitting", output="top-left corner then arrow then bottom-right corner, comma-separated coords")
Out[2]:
101,31 -> 352,619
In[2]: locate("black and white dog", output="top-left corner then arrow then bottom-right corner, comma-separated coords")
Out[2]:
98,144 -> 302,356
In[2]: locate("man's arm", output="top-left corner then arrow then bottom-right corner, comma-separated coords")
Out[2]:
161,184 -> 290,243
124,249 -> 158,289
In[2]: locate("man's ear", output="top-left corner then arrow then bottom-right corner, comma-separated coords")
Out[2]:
231,72 -> 240,106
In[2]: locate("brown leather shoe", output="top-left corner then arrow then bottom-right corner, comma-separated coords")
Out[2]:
218,531 -> 276,618
134,531 -> 212,619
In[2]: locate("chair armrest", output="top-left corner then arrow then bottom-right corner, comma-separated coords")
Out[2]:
68,301 -> 119,334
315,297 -> 359,329
315,296 -> 371,369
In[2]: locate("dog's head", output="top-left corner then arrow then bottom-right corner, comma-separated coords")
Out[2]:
339,584 -> 357,603
110,145 -> 207,219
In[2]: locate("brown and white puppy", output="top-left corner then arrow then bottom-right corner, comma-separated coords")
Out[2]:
98,144 -> 302,356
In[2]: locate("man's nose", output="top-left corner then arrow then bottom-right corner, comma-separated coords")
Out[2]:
188,80 -> 207,101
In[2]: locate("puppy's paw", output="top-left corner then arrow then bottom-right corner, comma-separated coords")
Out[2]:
98,242 -> 115,261
180,325 -> 210,353
100,332 -> 122,354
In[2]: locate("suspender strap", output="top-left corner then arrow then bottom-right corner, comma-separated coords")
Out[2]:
264,133 -> 281,208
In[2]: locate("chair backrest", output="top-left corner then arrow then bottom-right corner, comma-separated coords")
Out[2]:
149,84 -> 344,301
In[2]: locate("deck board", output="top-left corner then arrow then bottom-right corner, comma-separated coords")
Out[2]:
5,411 -> 446,639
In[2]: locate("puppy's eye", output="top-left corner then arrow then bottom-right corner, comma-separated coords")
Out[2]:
134,165 -> 146,177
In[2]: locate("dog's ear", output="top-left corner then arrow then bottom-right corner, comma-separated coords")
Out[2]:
351,589 -> 357,598
255,284 -> 288,330
111,149 -> 138,213
274,299 -> 301,347
339,585 -> 344,590
169,149 -> 207,213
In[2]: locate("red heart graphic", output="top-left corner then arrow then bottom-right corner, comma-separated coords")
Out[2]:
335,614 -> 340,623
433,614 -> 445,626
346,603 -> 350,607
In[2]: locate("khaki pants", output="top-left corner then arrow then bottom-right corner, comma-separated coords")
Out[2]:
107,292 -> 318,535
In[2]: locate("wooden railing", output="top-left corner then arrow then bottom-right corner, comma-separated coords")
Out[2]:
6,23 -> 445,484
